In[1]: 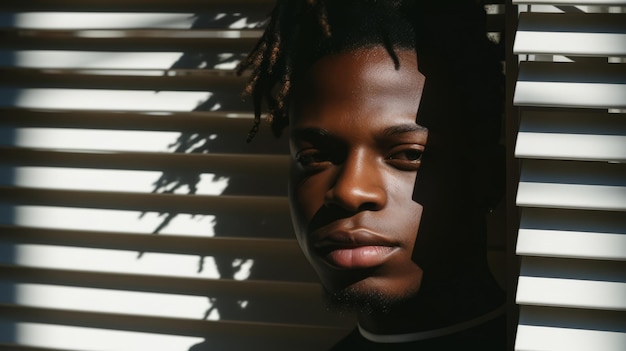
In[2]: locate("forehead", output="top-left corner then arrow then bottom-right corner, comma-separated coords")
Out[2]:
290,46 -> 425,129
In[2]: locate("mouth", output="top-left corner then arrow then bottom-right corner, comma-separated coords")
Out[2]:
313,230 -> 398,269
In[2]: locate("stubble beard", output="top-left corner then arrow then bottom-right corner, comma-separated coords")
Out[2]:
324,285 -> 399,316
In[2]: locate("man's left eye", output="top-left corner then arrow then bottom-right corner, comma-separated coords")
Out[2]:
388,149 -> 422,161
386,148 -> 423,171
295,149 -> 332,168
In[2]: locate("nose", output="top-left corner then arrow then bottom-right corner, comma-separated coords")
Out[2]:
324,149 -> 387,212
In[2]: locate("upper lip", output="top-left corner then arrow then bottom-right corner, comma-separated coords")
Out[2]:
312,228 -> 397,252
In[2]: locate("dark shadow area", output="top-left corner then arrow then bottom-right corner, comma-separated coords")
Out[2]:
518,12 -> 625,33
520,256 -> 626,283
0,11 -> 17,345
517,61 -> 626,84
519,159 -> 626,186
518,109 -> 626,135
520,207 -> 626,234
519,305 -> 626,333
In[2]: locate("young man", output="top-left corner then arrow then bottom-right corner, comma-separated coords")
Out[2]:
238,1 -> 506,349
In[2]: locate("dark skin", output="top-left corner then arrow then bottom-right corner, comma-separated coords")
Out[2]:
288,46 -> 503,335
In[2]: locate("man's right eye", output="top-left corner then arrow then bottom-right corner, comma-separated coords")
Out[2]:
295,149 -> 331,167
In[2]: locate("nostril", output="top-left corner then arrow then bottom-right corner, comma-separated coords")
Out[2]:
358,201 -> 381,212
325,185 -> 386,213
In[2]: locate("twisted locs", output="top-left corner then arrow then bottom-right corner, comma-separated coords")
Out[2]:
236,0 -> 332,141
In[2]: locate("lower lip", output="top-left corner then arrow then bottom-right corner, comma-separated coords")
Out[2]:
324,246 -> 396,269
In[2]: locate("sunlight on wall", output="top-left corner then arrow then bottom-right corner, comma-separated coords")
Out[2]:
16,284 -> 213,319
15,13 -> 197,29
13,167 -> 229,194
16,89 -> 212,111
14,51 -> 184,69
14,245 -> 221,279
16,323 -> 204,351
12,206 -> 218,236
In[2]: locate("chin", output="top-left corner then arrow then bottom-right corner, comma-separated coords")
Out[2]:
323,276 -> 421,315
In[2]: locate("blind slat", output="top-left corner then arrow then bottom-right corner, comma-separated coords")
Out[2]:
0,29 -> 261,52
517,276 -> 626,310
0,304 -> 349,340
516,306 -> 626,351
0,109 -> 292,153
517,256 -> 626,310
0,108 -> 256,131
517,182 -> 626,211
515,133 -> 626,162
0,344 -> 78,351
0,148 -> 289,175
515,13 -> 626,57
516,159 -> 626,211
517,207 -> 626,261
519,159 -> 626,190
0,225 -> 299,257
516,324 -> 626,351
0,68 -> 246,91
517,229 -> 626,261
514,0 -> 626,4
514,32 -> 626,57
0,0 -> 276,12
514,62 -> 626,109
0,265 -> 320,301
0,186 -> 290,215
0,225 -> 300,258
516,110 -> 626,162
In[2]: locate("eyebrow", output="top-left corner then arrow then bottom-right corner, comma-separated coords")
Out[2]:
290,124 -> 428,140
382,123 -> 428,136
290,127 -> 332,140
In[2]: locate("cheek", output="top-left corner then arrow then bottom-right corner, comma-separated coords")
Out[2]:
288,168 -> 327,236
403,204 -> 422,245
389,173 -> 423,242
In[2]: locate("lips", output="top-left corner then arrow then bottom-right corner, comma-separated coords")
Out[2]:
313,229 -> 398,269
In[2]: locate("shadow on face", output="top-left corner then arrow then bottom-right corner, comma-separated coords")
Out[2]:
287,46 -> 428,307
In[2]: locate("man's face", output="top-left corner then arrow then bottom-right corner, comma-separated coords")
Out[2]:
288,47 -> 427,306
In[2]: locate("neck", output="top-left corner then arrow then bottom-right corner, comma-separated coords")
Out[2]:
357,266 -> 504,335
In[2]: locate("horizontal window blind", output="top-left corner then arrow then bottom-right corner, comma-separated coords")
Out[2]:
512,2 -> 626,351
0,1 -> 508,350
0,2 -> 353,350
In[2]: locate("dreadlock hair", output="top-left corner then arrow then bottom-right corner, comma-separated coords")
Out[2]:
236,0 -> 503,147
